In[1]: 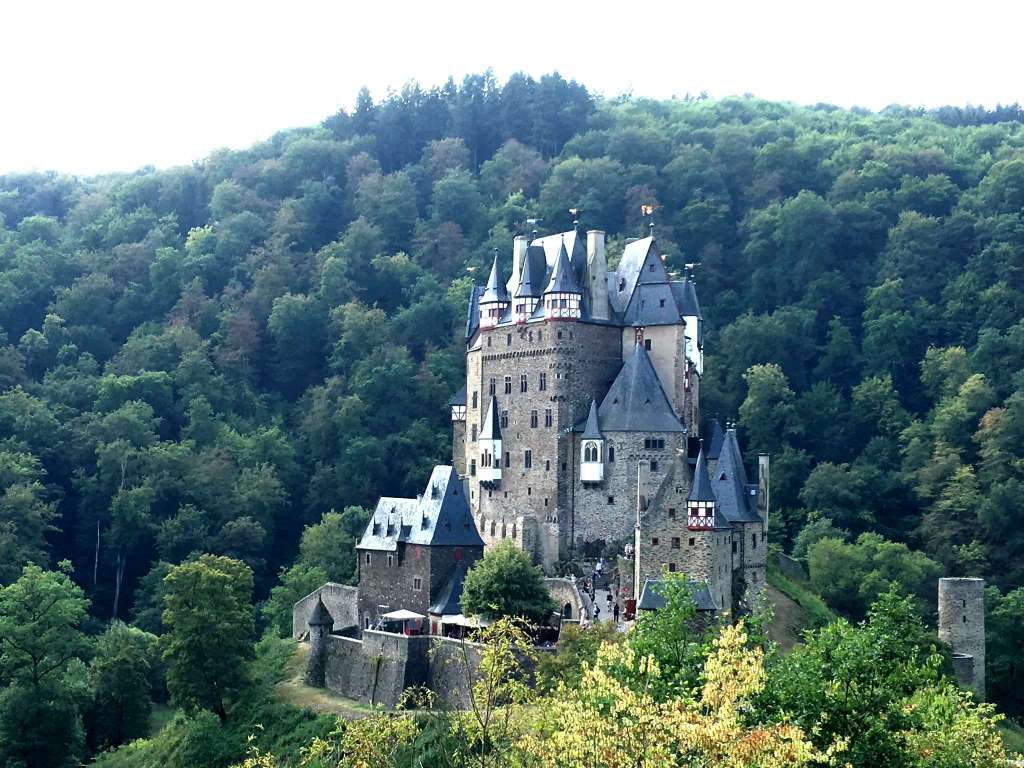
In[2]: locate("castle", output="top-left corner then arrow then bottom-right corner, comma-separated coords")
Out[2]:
450,227 -> 768,612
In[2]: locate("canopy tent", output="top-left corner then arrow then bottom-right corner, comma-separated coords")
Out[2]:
381,609 -> 426,621
439,613 -> 491,627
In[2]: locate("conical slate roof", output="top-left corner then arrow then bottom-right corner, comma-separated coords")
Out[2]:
598,344 -> 684,432
581,399 -> 602,439
706,419 -> 725,460
480,396 -> 501,440
514,242 -> 543,298
308,596 -> 334,627
544,240 -> 582,294
711,429 -> 762,524
481,250 -> 510,304
688,442 -> 716,502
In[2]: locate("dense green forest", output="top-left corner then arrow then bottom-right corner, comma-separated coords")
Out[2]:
2,71 -> 1024,764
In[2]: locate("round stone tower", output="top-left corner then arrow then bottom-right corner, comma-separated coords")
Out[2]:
305,596 -> 334,688
938,577 -> 985,700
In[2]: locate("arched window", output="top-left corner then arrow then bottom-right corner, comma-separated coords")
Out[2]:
563,602 -> 573,619
584,441 -> 599,462
608,445 -> 615,462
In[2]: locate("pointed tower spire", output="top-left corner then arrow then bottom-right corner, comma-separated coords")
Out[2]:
580,398 -> 605,482
582,399 -> 602,439
478,396 -> 502,484
543,238 -> 582,320
479,248 -> 510,330
687,441 -> 717,531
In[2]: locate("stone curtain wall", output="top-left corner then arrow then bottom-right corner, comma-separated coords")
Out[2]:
573,430 -> 687,554
292,582 -> 359,639
317,631 -> 549,710
544,577 -> 590,621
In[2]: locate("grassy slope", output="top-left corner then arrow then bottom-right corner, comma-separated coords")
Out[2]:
766,559 -> 836,647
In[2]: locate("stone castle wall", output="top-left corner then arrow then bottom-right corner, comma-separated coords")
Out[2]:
938,577 -> 985,699
292,583 -> 358,639
469,321 -> 621,569
572,430 -> 686,555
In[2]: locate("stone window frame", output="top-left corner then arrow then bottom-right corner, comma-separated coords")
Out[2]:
387,554 -> 394,567
645,338 -> 652,351
470,460 -> 476,476
471,390 -> 478,408
650,460 -> 658,472
668,562 -> 677,572
520,373 -> 528,393
544,408 -> 552,427
364,552 -> 371,566
539,372 -> 547,391
504,376 -> 512,394
651,537 -> 659,545
489,378 -> 496,396
671,537 -> 680,549
504,451 -> 510,468
500,410 -> 509,428
524,449 -> 532,469
530,410 -> 538,428
413,577 -> 423,591
607,495 -> 615,505
471,424 -> 477,441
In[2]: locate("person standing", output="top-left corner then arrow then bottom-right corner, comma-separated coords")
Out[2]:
613,602 -> 620,624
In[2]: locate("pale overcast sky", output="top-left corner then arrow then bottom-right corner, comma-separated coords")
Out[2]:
1,0 -> 1021,175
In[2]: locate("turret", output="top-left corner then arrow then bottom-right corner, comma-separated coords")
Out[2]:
305,596 -> 333,688
543,239 -> 582,321
478,396 -> 502,484
513,243 -> 542,323
479,249 -> 510,330
679,276 -> 704,375
687,442 -> 717,531
580,399 -> 604,483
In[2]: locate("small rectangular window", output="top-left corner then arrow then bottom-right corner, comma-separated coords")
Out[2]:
668,508 -> 676,519
530,410 -> 538,428
507,333 -> 512,346
365,553 -> 371,566
414,577 -> 422,591
668,562 -> 676,572
524,450 -> 532,469
644,338 -> 652,351
651,537 -> 659,545
470,460 -> 476,476
520,374 -> 528,393
539,372 -> 547,391
545,408 -> 552,427
545,460 -> 550,471
501,411 -> 508,428
752,533 -> 757,549
504,376 -> 512,394
732,541 -> 737,554
471,425 -> 477,441
689,537 -> 695,547
489,378 -> 496,396
650,460 -> 658,472
504,452 -> 510,468
607,496 -> 615,505
671,537 -> 680,549
387,554 -> 394,567
659,299 -> 665,308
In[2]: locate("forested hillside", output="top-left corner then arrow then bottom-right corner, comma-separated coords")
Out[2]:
2,73 -> 1024,759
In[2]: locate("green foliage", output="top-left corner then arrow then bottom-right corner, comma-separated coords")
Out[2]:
535,620 -> 622,693
759,590 -> 949,768
86,621 -> 160,751
808,533 -> 941,620
460,542 -> 555,624
162,555 -> 255,722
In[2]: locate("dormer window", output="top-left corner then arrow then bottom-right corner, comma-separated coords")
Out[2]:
421,515 -> 429,529
619,278 -> 626,291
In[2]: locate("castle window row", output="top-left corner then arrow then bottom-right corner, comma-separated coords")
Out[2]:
643,438 -> 666,450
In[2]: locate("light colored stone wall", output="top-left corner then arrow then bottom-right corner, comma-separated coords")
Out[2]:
292,582 -> 359,639
939,577 -> 986,699
572,430 -> 686,556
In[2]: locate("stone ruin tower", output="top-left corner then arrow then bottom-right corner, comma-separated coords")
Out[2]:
938,577 -> 985,700
305,596 -> 333,688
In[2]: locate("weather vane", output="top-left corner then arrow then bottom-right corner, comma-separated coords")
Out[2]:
641,203 -> 655,235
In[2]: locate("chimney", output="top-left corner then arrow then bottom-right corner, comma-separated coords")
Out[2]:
586,230 -> 609,320
757,454 -> 770,530
508,235 -> 529,294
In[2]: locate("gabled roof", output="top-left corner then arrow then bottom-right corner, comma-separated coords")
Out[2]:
638,578 -> 717,612
581,399 -> 602,440
711,429 -> 762,524
480,396 -> 501,441
688,443 -> 716,503
308,596 -> 334,627
429,562 -> 470,615
597,344 -> 684,432
358,465 -> 484,551
514,243 -> 544,298
480,251 -> 510,304
544,240 -> 582,294
622,282 -> 684,326
449,384 -> 467,407
613,236 -> 655,310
